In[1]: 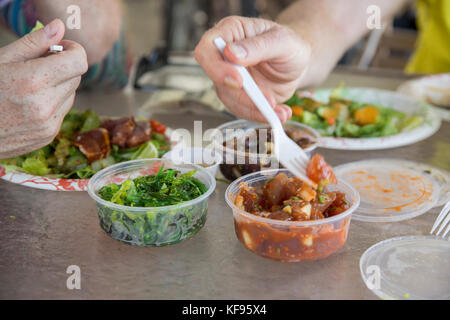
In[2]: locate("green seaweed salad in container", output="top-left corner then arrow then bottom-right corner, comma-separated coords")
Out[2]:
87,159 -> 216,246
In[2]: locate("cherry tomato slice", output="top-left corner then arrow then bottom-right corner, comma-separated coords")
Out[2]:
150,119 -> 167,134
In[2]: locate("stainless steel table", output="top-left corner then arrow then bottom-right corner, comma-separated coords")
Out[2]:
1,69 -> 448,299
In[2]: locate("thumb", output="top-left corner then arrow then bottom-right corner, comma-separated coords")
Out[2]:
0,19 -> 65,63
223,27 -> 293,67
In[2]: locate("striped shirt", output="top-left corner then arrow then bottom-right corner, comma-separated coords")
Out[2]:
0,0 -> 12,8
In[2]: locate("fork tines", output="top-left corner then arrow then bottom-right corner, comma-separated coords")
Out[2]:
430,201 -> 450,238
283,158 -> 317,189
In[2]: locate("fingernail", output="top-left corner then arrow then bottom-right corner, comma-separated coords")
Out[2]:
229,44 -> 247,59
224,76 -> 240,89
44,20 -> 59,39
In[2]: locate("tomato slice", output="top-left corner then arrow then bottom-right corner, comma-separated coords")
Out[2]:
306,154 -> 338,186
150,119 -> 167,134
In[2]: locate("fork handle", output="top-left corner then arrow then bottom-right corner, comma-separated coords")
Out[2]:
214,37 -> 284,133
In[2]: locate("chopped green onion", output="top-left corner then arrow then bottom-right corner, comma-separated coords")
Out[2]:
318,194 -> 326,204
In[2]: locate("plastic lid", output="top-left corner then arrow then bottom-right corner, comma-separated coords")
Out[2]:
399,160 -> 449,207
360,236 -> 450,300
334,159 -> 440,222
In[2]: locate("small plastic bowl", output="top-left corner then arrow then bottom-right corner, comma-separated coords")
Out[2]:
225,169 -> 360,262
163,147 -> 222,178
87,159 -> 216,247
213,120 -> 320,181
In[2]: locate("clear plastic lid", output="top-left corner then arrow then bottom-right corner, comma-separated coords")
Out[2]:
334,159 -> 440,222
400,161 -> 450,207
360,236 -> 450,300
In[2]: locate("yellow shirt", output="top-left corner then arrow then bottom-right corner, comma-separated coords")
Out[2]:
406,0 -> 450,74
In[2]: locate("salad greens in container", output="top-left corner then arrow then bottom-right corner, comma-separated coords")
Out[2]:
87,159 -> 216,246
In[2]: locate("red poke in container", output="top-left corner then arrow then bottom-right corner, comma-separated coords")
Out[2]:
225,155 -> 360,262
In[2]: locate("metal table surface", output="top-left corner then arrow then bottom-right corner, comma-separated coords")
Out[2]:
0,69 -> 448,300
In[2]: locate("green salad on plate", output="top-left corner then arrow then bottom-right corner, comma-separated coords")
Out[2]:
285,88 -> 424,138
0,109 -> 171,179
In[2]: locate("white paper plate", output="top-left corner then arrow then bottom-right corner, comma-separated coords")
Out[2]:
299,88 -> 441,150
0,168 -> 89,191
397,73 -> 450,122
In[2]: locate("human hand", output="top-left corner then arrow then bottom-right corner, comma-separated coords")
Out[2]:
194,16 -> 311,123
0,19 -> 88,159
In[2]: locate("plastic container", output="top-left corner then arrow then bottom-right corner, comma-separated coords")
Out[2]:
360,235 -> 450,299
225,169 -> 360,262
214,120 -> 320,181
87,159 -> 216,246
163,147 -> 222,178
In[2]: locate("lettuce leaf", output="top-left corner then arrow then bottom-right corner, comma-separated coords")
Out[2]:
22,150 -> 50,176
80,110 -> 102,133
31,21 -> 44,33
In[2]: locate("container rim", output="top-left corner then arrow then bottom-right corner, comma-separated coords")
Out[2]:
359,235 -> 450,300
225,168 -> 360,227
213,119 -> 321,158
162,146 -> 223,168
87,159 -> 216,212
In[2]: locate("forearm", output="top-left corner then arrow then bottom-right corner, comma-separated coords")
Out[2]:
1,0 -> 130,89
278,0 -> 408,87
32,0 -> 123,64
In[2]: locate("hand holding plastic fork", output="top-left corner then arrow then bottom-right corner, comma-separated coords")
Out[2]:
213,37 -> 316,187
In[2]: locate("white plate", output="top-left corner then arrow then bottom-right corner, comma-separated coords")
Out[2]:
397,73 -> 450,122
0,169 -> 88,191
299,88 -> 441,150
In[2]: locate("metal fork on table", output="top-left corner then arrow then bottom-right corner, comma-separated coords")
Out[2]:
430,201 -> 450,238
213,37 -> 315,187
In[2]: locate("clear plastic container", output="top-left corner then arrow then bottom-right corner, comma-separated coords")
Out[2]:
225,169 -> 360,262
360,235 -> 450,299
213,120 -> 320,181
87,159 -> 216,246
163,147 -> 222,178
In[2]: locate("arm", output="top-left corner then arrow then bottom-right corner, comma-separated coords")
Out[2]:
195,0 -> 407,122
32,0 -> 123,65
0,20 -> 88,159
277,0 -> 408,87
1,0 -> 130,89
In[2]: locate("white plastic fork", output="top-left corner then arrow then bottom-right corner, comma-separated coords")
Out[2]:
430,201 -> 450,238
214,37 -> 315,187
